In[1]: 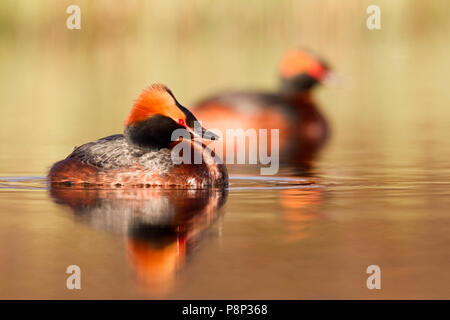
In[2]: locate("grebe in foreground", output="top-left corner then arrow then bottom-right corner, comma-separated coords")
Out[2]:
49,84 -> 228,188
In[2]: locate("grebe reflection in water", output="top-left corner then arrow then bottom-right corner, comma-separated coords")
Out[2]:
50,186 -> 228,294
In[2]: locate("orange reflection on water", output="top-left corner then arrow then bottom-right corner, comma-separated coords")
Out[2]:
50,186 -> 227,294
279,187 -> 323,242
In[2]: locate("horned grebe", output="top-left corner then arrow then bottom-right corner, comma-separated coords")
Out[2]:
48,84 -> 228,188
193,49 -> 331,167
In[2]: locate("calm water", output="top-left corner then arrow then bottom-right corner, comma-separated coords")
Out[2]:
1,129 -> 450,299
1,0 -> 450,299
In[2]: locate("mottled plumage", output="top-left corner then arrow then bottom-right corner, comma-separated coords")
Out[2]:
49,135 -> 227,188
68,134 -> 174,173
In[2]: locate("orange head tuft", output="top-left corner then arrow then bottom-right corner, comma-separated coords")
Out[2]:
124,84 -> 219,150
125,84 -> 187,127
279,49 -> 328,81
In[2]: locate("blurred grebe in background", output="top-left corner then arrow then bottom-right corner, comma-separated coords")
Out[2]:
193,49 -> 331,170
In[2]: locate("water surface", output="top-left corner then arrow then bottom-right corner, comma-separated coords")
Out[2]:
1,143 -> 450,299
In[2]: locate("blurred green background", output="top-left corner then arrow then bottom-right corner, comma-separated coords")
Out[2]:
1,0 -> 450,299
0,0 -> 449,175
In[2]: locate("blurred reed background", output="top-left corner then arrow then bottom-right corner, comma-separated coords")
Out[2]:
0,0 -> 449,175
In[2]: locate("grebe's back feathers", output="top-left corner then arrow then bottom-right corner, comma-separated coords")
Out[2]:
68,134 -> 174,172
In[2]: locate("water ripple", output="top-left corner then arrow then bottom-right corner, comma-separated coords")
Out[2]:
0,175 -> 318,191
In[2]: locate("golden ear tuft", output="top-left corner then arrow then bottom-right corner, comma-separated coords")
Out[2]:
125,84 -> 185,126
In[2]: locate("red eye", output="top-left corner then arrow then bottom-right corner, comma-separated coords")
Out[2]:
178,118 -> 185,126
